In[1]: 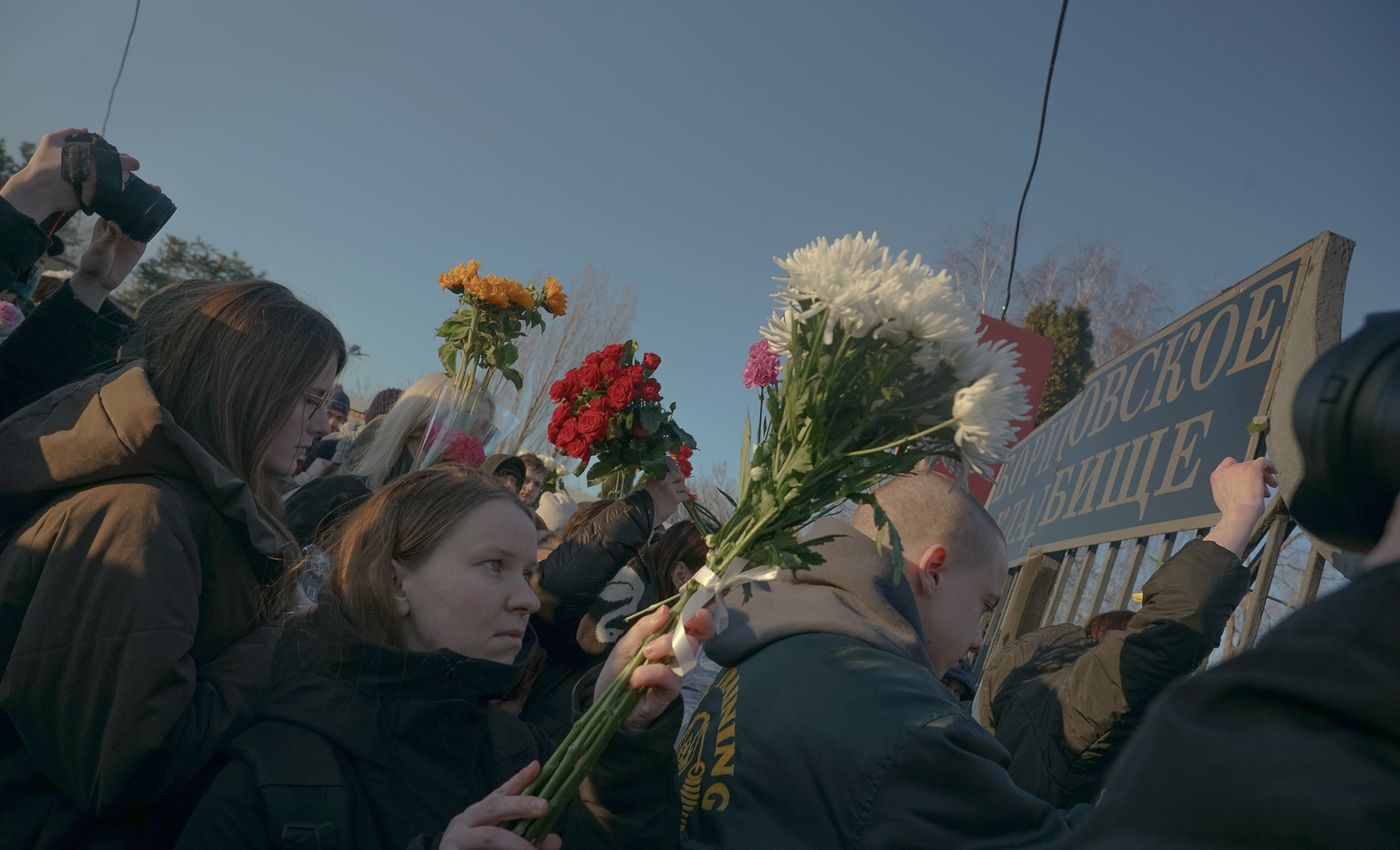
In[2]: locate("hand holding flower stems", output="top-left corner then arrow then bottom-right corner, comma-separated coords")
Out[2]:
511,605 -> 713,843
514,233 -> 1031,842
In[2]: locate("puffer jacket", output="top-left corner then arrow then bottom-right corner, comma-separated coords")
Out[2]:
175,594 -> 682,850
0,364 -> 283,848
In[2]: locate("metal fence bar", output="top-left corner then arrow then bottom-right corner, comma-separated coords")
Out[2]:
1086,539 -> 1123,618
1233,514 -> 1290,655
1064,543 -> 1101,625
1295,542 -> 1327,609
1040,547 -> 1079,627
1126,532 -> 1177,609
1114,537 -> 1150,610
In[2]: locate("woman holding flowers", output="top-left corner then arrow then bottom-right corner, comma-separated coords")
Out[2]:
177,467 -> 708,850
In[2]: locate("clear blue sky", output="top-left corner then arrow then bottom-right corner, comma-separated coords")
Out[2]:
3,1 -> 1396,474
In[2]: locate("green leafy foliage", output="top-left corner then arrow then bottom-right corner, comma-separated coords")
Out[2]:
121,235 -> 262,311
1023,299 -> 1094,424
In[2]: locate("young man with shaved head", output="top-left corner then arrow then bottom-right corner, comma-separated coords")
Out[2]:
677,474 -> 1082,849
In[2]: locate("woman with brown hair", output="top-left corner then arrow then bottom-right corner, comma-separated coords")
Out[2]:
177,466 -> 706,850
0,279 -> 346,848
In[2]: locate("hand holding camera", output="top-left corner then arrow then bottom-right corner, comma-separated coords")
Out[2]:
0,128 -> 173,243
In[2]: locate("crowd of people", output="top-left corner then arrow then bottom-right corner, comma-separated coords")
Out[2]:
0,128 -> 1395,849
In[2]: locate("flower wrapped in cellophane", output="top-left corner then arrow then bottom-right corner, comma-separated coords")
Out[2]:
513,232 -> 1029,842
420,260 -> 567,468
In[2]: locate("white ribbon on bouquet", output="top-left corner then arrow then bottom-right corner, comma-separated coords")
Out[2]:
668,558 -> 781,676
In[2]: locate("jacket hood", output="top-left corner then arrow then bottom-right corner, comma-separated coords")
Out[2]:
0,363 -> 287,555
704,519 -> 933,673
254,594 -> 525,766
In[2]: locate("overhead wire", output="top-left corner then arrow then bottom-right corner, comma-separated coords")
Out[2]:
101,0 -> 143,136
999,0 -> 1071,321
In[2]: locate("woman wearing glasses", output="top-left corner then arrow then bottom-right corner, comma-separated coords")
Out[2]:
0,279 -> 346,848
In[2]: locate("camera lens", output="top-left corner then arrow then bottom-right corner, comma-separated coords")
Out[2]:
107,175 -> 177,243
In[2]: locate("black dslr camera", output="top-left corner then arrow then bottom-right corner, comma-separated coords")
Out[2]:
1290,311 -> 1400,552
40,132 -> 175,244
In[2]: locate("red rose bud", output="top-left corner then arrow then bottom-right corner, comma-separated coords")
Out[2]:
600,359 -> 623,382
602,342 -> 626,362
621,364 -> 645,388
549,380 -> 570,402
642,352 -> 661,370
640,379 -> 662,401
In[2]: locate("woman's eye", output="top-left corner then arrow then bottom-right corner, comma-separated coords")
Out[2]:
482,559 -> 504,574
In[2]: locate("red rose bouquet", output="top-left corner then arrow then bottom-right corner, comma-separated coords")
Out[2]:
547,340 -> 695,488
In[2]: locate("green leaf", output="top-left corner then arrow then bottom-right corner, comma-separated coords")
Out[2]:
638,408 -> 662,434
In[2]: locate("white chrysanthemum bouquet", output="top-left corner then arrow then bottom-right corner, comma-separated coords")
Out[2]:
514,233 -> 1029,842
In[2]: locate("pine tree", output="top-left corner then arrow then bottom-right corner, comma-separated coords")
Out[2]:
1023,300 -> 1094,424
117,235 -> 262,311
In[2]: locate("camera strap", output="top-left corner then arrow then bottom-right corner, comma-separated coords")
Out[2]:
59,134 -> 125,215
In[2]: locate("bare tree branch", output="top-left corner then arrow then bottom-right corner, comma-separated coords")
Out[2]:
493,265 -> 635,453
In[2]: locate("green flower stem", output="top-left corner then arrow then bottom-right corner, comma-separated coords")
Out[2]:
847,418 -> 956,456
512,508 -> 778,843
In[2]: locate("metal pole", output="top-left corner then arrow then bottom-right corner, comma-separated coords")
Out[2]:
1087,539 -> 1122,618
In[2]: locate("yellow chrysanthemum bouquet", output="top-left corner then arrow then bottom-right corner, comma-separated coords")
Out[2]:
421,260 -> 567,468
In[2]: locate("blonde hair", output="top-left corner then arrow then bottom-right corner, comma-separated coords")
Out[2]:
126,279 -> 345,538
348,372 -> 449,490
326,466 -> 527,647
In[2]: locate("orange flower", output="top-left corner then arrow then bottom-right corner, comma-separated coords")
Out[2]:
438,259 -> 482,294
507,280 -> 535,310
466,275 -> 513,308
543,276 -> 568,316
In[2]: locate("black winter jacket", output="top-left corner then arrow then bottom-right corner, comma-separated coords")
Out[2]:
2,197 -> 134,423
977,538 -> 1248,806
176,596 -> 682,850
678,524 -> 1083,850
523,492 -> 656,737
1066,559 -> 1400,849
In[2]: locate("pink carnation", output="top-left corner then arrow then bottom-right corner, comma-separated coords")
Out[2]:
742,339 -> 781,389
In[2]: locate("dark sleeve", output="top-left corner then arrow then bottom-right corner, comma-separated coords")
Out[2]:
0,280 -> 133,421
0,196 -> 48,286
0,485 -> 276,816
1052,539 -> 1249,756
174,758 -> 272,850
531,491 -> 654,657
1066,566 -> 1400,849
859,713 -> 1080,849
562,702 -> 683,850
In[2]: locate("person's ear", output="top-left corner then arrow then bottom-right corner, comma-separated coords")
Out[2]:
913,545 -> 949,595
390,558 -> 412,617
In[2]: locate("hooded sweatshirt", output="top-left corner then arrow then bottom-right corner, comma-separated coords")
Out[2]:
176,595 -> 683,850
679,524 -> 1080,850
0,364 -> 283,848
